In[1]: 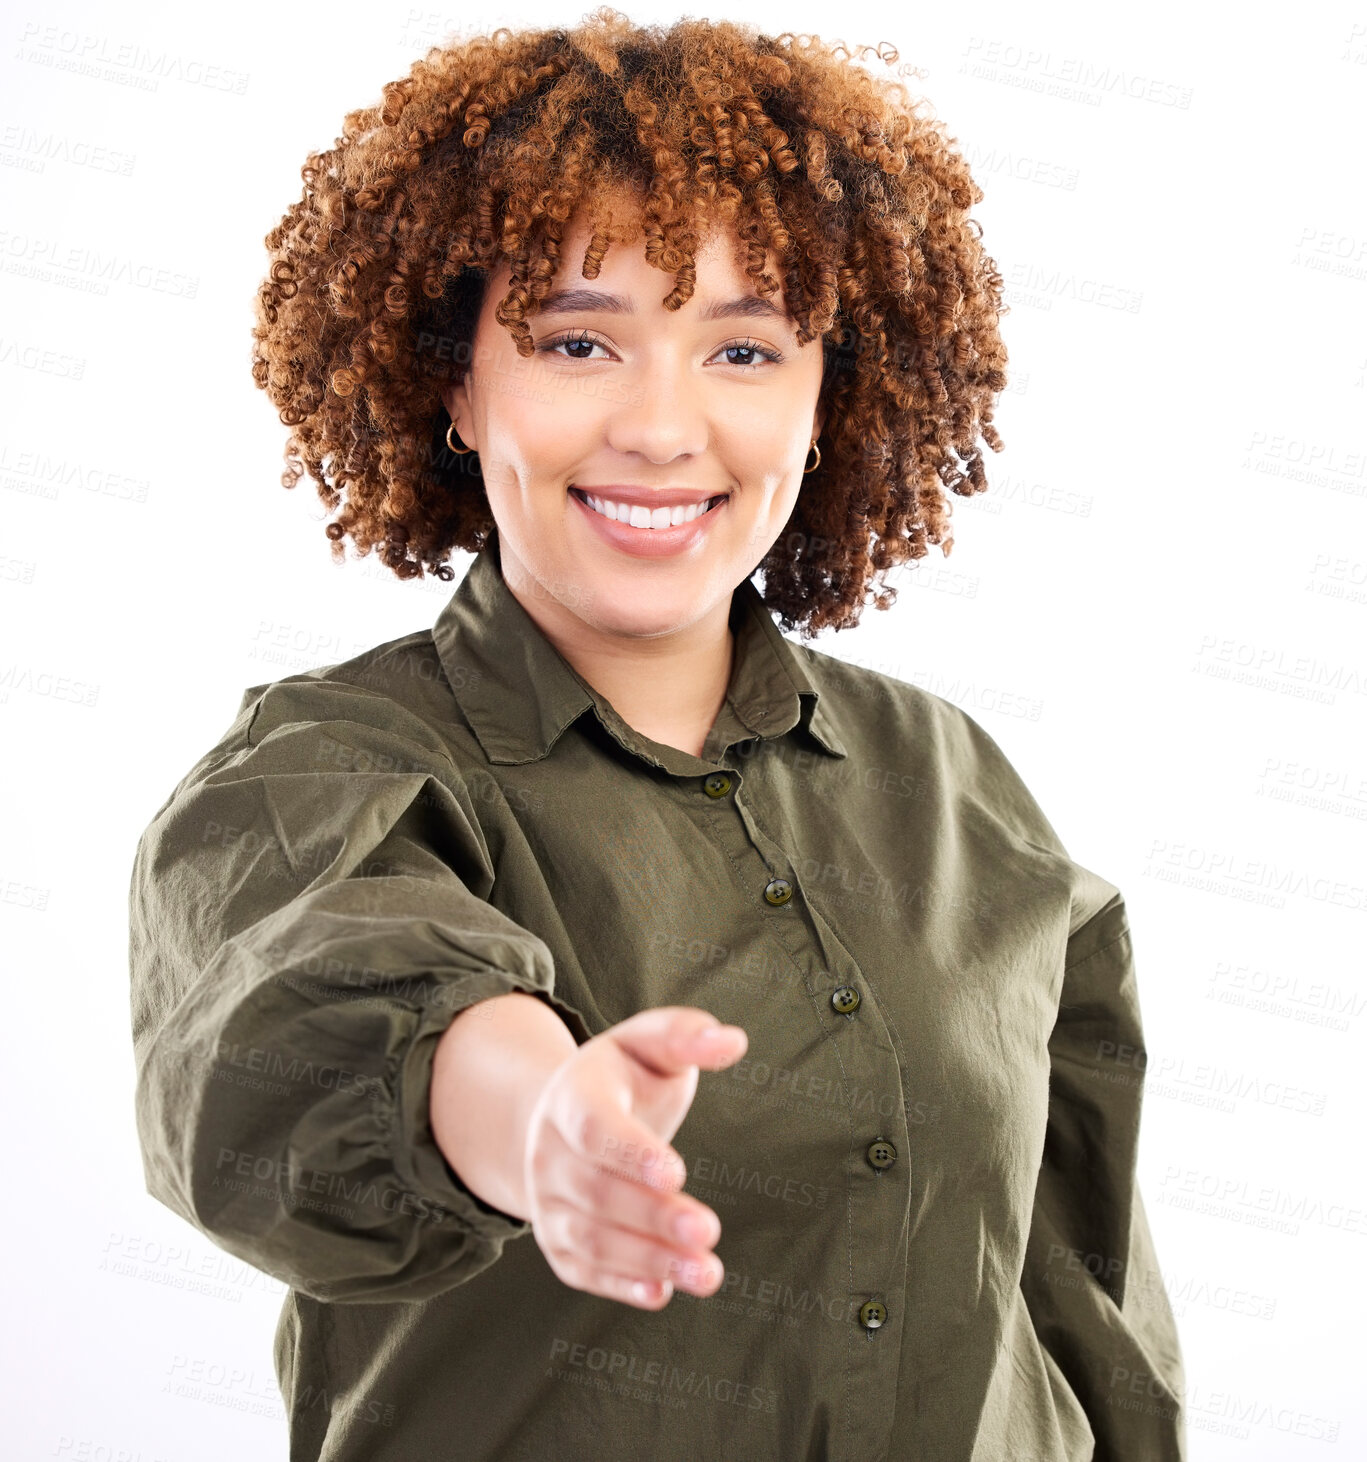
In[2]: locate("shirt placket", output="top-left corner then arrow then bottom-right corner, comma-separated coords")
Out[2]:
693,749 -> 910,1462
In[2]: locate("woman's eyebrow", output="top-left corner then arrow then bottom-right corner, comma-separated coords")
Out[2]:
534,287 -> 790,324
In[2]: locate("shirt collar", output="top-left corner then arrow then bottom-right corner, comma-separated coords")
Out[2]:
433,528 -> 848,772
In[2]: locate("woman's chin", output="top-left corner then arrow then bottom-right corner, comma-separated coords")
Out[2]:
576,597 -> 711,640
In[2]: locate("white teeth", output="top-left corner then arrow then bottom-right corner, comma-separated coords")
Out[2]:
581,493 -> 718,528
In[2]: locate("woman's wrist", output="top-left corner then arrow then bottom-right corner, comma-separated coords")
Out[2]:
430,990 -> 578,1221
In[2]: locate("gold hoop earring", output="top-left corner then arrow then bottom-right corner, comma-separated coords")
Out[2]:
803,440 -> 821,475
446,421 -> 474,455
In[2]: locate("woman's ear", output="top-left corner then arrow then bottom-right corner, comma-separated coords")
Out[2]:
441,380 -> 477,452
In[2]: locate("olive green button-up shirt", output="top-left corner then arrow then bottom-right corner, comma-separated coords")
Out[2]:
129,529 -> 1186,1461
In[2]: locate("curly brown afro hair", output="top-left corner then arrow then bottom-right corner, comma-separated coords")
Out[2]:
251,7 -> 1008,637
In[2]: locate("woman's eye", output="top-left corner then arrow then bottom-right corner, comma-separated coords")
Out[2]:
714,339 -> 783,367
540,330 -> 605,361
536,331 -> 783,368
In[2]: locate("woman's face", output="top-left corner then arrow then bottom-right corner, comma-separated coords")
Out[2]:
441,189 -> 827,643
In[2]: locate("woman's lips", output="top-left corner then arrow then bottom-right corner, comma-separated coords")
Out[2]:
568,487 -> 728,559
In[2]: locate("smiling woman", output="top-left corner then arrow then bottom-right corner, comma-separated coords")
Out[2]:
129,10 -> 1186,1462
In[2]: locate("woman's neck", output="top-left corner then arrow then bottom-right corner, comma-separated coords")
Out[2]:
497,550 -> 737,758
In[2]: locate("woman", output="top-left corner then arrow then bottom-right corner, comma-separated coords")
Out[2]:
129,11 -> 1186,1459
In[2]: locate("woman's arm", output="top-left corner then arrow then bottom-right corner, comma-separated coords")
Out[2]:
130,677 -> 588,1305
431,990 -> 578,1222
1019,892 -> 1187,1459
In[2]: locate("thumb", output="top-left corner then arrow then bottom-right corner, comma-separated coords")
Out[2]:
605,1007 -> 749,1151
609,1005 -> 749,1077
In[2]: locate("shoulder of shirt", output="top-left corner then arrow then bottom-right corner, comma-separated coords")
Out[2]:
223,628 -> 466,774
789,639 -> 1041,812
793,641 -> 1123,943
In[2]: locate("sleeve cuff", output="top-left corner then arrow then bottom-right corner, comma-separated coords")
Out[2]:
389,968 -> 557,1244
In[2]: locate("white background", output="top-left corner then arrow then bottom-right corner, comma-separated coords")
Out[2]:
2,2 -> 1364,1458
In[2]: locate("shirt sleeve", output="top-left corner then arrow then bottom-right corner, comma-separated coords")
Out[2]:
128,676 -> 588,1305
1019,891 -> 1188,1460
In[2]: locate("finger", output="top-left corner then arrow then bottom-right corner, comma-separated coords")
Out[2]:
561,1137 -> 723,1253
546,1083 -> 688,1193
609,1007 -> 748,1078
550,1257 -> 676,1310
541,1204 -> 724,1297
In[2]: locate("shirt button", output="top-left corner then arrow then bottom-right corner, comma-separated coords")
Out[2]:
866,1139 -> 897,1170
859,1299 -> 887,1330
703,772 -> 732,798
830,985 -> 861,1014
763,878 -> 793,906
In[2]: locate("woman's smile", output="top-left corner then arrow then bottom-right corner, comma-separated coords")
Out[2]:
568,483 -> 731,559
